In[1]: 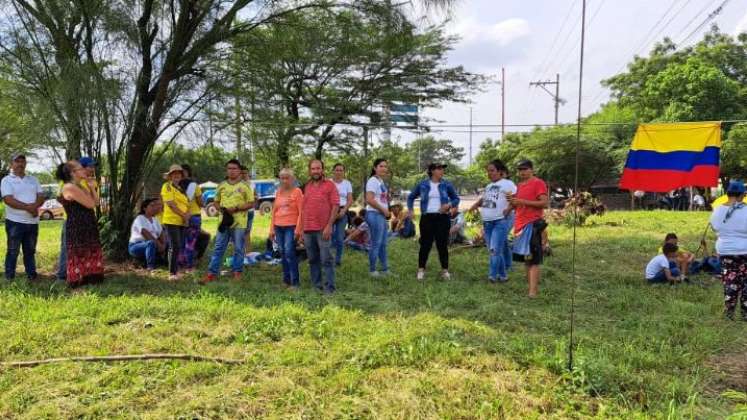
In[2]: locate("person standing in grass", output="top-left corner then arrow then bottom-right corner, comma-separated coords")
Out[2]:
710,180 -> 747,321
160,164 -> 190,280
204,159 -> 254,283
365,159 -> 391,277
302,160 -> 339,293
56,156 -> 99,282
468,159 -> 516,283
129,198 -> 167,272
2,153 -> 44,281
269,168 -> 304,290
508,159 -> 548,298
56,161 -> 104,287
180,164 -> 209,271
241,166 -> 256,254
407,163 -> 460,281
331,163 -> 354,267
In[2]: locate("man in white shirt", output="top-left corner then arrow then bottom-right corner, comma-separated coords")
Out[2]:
1,153 -> 45,281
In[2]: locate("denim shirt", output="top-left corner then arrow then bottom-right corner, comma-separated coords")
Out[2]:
407,179 -> 460,213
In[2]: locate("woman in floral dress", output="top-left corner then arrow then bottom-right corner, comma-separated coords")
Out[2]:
56,160 -> 104,287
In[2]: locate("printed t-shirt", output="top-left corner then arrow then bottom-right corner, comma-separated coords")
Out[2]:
216,180 -> 254,229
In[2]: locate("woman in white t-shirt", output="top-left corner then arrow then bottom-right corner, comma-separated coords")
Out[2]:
365,159 -> 391,276
128,198 -> 167,271
332,163 -> 354,266
468,159 -> 517,282
710,180 -> 747,320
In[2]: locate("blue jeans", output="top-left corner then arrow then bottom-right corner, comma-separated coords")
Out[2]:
4,220 -> 39,280
484,218 -> 512,281
304,231 -> 336,292
57,223 -> 67,280
129,240 -> 158,269
207,227 -> 246,275
332,215 -> 347,265
275,226 -> 299,286
648,261 -> 681,283
366,211 -> 389,273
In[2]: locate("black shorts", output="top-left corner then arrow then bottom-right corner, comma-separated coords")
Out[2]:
513,219 -> 547,265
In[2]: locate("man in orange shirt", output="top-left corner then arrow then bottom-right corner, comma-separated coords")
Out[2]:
302,160 -> 340,293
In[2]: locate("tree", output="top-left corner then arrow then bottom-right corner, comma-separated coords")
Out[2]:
603,27 -> 747,122
721,123 -> 747,184
227,3 -> 480,171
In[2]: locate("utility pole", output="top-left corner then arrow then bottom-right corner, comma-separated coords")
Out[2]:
501,67 -> 505,139
469,107 -> 473,165
530,73 -> 564,124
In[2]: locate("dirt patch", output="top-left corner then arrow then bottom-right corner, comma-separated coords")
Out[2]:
706,350 -> 747,393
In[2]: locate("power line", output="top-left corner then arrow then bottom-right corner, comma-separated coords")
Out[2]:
586,0 -> 690,107
557,0 -> 607,76
522,0 -> 580,117
677,0 -> 731,46
671,0 -> 723,44
569,0 -> 588,373
198,117 -> 747,129
532,0 -> 580,83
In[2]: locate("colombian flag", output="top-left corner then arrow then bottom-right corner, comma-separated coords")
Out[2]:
619,122 -> 721,192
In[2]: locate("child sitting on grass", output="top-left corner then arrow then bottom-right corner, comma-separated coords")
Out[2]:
657,233 -> 695,281
344,217 -> 371,251
646,242 -> 684,284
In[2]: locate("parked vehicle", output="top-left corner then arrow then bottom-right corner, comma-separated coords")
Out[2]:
201,179 -> 278,217
38,199 -> 65,220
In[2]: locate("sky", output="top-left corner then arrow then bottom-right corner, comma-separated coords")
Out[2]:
396,0 -> 747,165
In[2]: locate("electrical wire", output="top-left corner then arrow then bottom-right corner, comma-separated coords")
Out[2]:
586,0 -> 695,108
568,0 -> 587,373
677,0 -> 731,46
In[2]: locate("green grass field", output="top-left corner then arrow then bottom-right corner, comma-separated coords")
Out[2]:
1,211 -> 746,418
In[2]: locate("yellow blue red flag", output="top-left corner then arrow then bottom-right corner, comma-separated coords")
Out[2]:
619,122 -> 721,192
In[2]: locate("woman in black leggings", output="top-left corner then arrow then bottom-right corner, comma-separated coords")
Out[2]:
406,163 -> 460,281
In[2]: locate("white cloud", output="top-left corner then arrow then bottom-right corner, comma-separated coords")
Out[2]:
734,12 -> 747,36
452,17 -> 531,47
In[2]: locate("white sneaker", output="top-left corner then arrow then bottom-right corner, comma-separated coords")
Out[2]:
440,270 -> 451,280
370,271 -> 381,278
416,269 -> 425,281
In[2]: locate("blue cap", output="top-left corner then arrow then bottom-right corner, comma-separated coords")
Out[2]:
727,180 -> 746,194
79,157 -> 97,168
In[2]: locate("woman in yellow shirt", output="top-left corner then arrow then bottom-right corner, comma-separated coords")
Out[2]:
160,164 -> 190,280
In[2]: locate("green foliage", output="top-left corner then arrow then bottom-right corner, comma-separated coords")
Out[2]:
142,144 -> 237,196
546,192 -> 607,227
721,123 -> 747,181
227,5 -> 480,168
603,28 -> 747,122
472,104 -> 637,190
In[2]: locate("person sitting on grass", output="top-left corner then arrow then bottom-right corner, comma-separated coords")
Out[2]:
344,217 -> 371,252
645,242 -> 684,284
389,204 -> 415,238
448,207 -> 469,246
347,209 -> 367,236
128,198 -> 168,272
658,233 -> 694,281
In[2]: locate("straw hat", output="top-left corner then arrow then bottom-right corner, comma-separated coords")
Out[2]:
163,164 -> 185,179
